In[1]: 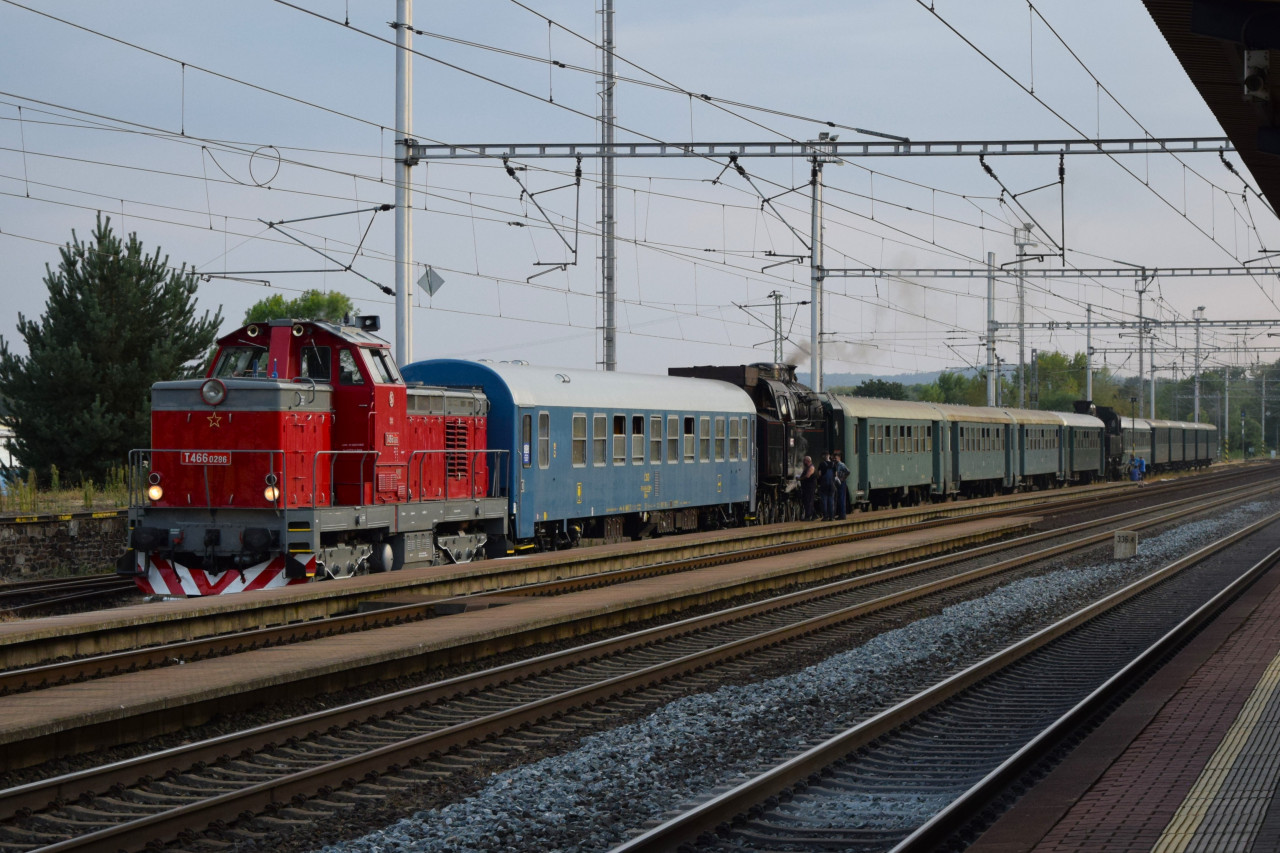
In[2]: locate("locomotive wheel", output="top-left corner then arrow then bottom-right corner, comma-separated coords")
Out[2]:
370,539 -> 401,573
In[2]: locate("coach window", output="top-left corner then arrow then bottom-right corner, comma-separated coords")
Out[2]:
649,415 -> 662,463
715,417 -> 726,461
668,416 -> 680,463
538,412 -> 550,469
593,414 -> 607,466
572,414 -> 587,467
699,417 -> 711,461
521,414 -> 533,469
632,415 -> 645,464
684,417 -> 696,462
613,415 -> 626,464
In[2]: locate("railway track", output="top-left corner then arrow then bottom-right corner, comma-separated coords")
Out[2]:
0,575 -> 136,617
614,510 -> 1280,853
0,473 -> 1272,851
0,465 -> 1256,677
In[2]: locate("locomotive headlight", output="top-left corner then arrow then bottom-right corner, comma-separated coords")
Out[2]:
147,484 -> 164,501
200,378 -> 227,406
264,473 -> 280,502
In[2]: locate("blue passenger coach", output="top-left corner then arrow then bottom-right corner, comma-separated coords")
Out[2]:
402,360 -> 757,549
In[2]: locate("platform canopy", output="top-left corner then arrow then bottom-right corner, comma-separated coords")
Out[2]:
1144,0 -> 1280,210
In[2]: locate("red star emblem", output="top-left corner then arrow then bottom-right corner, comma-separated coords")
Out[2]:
208,413 -> 223,428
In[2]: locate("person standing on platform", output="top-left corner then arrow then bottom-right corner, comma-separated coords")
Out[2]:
798,455 -> 817,520
832,450 -> 851,519
817,452 -> 837,521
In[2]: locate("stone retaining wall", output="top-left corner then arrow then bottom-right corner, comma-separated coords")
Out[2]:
0,512 -> 127,579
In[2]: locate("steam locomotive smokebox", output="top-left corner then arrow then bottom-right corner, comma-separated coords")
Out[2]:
1114,530 -> 1138,559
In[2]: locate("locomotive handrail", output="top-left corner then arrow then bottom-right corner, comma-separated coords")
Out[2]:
409,445 -> 509,499
313,449 -> 380,508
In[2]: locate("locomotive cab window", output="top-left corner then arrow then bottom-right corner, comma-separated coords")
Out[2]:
338,349 -> 365,385
364,348 -> 402,384
298,345 -> 331,382
213,346 -> 268,379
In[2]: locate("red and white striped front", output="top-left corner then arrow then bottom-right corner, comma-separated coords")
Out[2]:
132,553 -> 316,596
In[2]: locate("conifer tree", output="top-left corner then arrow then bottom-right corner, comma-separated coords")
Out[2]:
0,215 -> 222,485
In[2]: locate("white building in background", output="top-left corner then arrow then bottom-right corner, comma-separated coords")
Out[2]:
0,422 -> 16,484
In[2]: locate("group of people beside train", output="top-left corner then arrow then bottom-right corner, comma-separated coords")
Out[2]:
798,451 -> 851,521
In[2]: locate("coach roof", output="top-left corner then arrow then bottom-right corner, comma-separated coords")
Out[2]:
829,396 -> 945,421
403,359 -> 756,413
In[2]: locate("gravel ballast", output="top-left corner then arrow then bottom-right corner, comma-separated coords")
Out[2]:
320,502 -> 1277,853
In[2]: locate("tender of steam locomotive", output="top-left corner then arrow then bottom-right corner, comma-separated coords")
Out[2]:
117,317 -> 507,596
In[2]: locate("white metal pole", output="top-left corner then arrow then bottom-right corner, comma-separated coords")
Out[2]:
986,252 -> 996,407
600,0 -> 616,371
1137,283 -> 1145,419
810,160 -> 824,392
1017,236 -> 1026,408
770,290 -> 783,364
1194,307 -> 1203,422
1150,325 -> 1156,417
1086,303 -> 1093,401
1014,225 -> 1036,408
394,0 -> 413,366
1225,366 -> 1230,457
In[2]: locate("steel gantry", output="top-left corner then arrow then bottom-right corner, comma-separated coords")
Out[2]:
400,136 -> 1236,384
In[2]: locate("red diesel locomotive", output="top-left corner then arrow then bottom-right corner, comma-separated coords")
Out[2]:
117,317 -> 508,595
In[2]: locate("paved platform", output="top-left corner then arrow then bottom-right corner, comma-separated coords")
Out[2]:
968,545 -> 1280,853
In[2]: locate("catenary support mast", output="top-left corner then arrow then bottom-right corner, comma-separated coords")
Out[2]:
600,0 -> 617,371
394,0 -> 414,365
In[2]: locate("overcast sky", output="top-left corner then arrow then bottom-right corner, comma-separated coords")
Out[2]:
2,1 -> 1275,381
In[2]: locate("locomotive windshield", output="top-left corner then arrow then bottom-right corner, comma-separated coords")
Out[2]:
363,347 -> 402,384
213,346 -> 268,378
